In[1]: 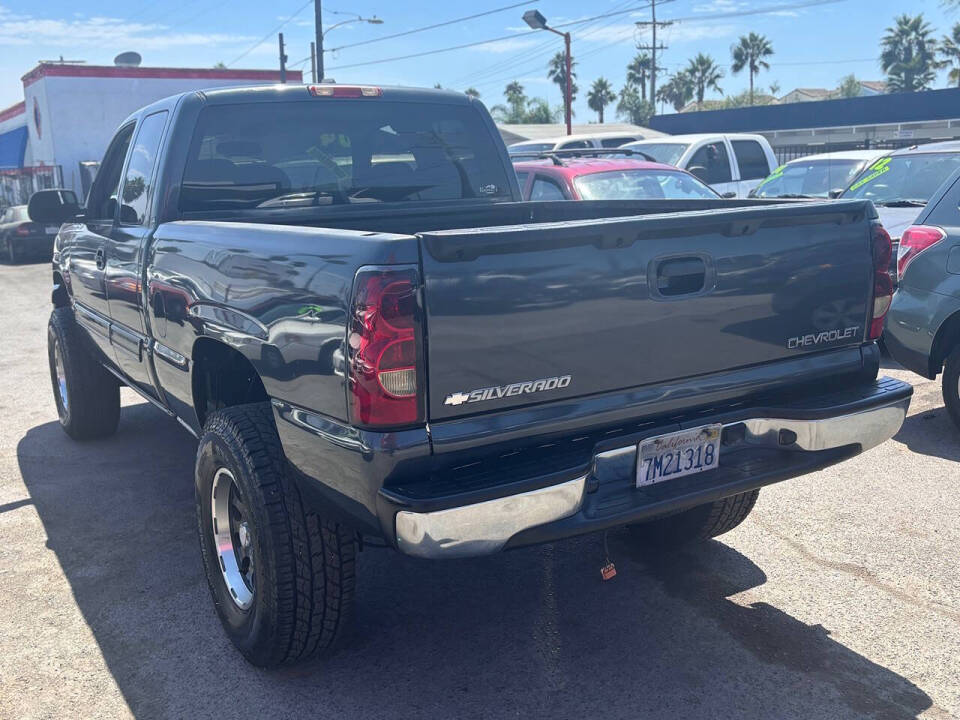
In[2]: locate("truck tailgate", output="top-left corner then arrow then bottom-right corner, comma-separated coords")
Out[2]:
418,201 -> 875,421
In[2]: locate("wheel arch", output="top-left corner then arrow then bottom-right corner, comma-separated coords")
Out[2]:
191,337 -> 269,428
52,270 -> 69,307
929,309 -> 960,378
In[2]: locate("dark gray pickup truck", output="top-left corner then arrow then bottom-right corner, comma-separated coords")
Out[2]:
30,83 -> 911,667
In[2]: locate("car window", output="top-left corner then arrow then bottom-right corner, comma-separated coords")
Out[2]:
119,111 -> 168,225
508,143 -> 554,155
559,140 -> 590,150
515,170 -> 529,191
731,140 -> 771,181
755,159 -> 864,198
14,207 -> 29,221
181,101 -> 513,212
844,153 -> 960,204
87,124 -> 135,221
688,142 -> 732,184
574,170 -> 719,200
530,176 -> 567,200
623,143 -> 689,166
600,137 -> 635,148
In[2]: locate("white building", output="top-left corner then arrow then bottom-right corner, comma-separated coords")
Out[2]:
0,61 -> 300,205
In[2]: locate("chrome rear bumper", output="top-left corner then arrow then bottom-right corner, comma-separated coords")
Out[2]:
395,390 -> 910,559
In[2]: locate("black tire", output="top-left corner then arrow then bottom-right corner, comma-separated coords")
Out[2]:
6,239 -> 16,264
628,489 -> 760,549
47,307 -> 121,440
942,345 -> 960,431
195,402 -> 356,667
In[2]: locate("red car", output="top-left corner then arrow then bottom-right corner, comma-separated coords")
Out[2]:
513,157 -> 721,201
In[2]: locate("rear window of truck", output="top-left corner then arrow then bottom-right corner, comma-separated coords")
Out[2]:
180,100 -> 514,211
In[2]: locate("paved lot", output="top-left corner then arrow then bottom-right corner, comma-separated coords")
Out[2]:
0,260 -> 958,720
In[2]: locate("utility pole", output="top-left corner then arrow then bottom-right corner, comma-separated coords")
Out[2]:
635,0 -> 672,109
278,33 -> 287,83
315,0 -> 325,82
310,42 -> 317,83
563,31 -> 572,136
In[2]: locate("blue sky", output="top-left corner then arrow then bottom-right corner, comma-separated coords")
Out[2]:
0,0 -> 956,117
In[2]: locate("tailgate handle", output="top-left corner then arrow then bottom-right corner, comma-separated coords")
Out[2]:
654,256 -> 709,297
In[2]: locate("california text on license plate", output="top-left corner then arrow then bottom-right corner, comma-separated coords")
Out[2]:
636,424 -> 722,487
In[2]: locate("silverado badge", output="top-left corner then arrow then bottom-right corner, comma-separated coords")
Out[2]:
444,375 -> 572,406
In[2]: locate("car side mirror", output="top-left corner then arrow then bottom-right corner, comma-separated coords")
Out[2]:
27,189 -> 81,224
721,191 -> 737,199
688,165 -> 708,183
828,188 -> 843,199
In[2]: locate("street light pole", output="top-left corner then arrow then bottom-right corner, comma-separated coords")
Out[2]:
314,3 -> 384,83
523,10 -> 572,136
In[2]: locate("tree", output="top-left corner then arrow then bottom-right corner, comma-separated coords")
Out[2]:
213,62 -> 227,69
686,53 -> 724,109
940,23 -> 960,88
433,83 -> 443,89
524,98 -> 560,123
616,84 -> 655,126
547,51 -> 578,113
626,53 -> 653,101
836,74 -> 862,98
490,82 -> 560,124
881,14 -> 939,92
768,81 -> 781,97
656,71 -> 695,112
587,77 -> 617,123
464,87 -> 481,99
730,32 -> 773,105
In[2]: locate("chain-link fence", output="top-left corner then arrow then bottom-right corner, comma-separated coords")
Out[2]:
0,166 -> 63,209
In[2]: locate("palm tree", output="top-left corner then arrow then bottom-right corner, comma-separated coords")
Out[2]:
768,81 -> 781,97
940,23 -> 960,88
587,78 -> 617,123
626,53 -> 653,101
464,87 -> 481,99
656,71 -> 695,112
881,14 -> 939,92
686,54 -> 724,109
730,33 -> 774,105
547,51 -> 578,108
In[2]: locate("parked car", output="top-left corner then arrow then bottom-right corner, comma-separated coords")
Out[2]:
883,166 -> 960,429
513,156 -> 721,201
31,83 -> 910,668
508,131 -> 644,155
0,201 -> 66,263
621,133 -> 777,198
842,142 -> 960,278
751,150 -> 886,199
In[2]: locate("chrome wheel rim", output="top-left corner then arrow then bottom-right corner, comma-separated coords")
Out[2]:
54,341 -> 68,412
211,468 -> 255,610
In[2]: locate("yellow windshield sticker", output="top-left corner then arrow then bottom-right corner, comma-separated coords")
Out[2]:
756,164 -> 786,189
849,157 -> 891,191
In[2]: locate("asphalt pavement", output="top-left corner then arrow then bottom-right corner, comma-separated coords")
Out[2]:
0,261 -> 957,719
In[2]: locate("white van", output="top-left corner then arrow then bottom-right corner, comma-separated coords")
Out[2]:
508,131 -> 645,155
622,133 -> 777,198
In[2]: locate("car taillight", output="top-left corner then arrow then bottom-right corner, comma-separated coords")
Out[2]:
15,222 -> 39,236
897,225 -> 945,280
348,267 -> 423,428
869,222 -> 893,340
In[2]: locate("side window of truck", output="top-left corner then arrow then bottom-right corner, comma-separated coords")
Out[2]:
119,111 -> 168,225
732,140 -> 772,181
688,142 -> 732,185
86,124 -> 136,221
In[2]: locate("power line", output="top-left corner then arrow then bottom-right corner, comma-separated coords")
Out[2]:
328,1 -> 539,53
227,0 -> 314,67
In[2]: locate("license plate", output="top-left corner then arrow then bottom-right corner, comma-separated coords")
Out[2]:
637,424 -> 722,487
45,226 -> 58,235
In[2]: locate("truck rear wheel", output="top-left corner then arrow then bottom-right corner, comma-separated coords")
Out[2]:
47,307 -> 120,440
628,489 -> 760,549
941,345 -> 960,431
195,402 -> 356,667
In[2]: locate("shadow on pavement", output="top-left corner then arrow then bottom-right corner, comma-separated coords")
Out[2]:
18,403 -> 932,719
893,405 -> 960,462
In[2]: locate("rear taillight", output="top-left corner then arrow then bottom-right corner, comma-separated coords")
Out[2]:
15,222 -> 39,236
897,225 -> 945,280
308,85 -> 382,98
869,222 -> 893,340
348,268 -> 423,428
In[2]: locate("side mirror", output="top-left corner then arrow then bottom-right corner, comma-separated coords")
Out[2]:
721,191 -> 737,199
27,189 -> 80,224
688,165 -> 708,183
828,188 -> 843,199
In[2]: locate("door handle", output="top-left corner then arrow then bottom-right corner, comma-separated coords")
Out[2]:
95,248 -> 106,270
650,254 -> 715,299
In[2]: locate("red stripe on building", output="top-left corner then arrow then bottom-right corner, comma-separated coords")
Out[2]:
0,101 -> 26,124
21,64 -> 301,88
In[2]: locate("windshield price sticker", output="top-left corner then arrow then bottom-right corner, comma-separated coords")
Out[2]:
848,157 -> 892,192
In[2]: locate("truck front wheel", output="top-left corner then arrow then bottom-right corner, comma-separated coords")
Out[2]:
628,489 -> 760,549
195,402 -> 356,667
47,307 -> 120,440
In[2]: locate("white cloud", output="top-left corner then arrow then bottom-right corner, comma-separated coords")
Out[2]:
468,36 -> 542,54
691,0 -> 749,13
0,5 -> 254,50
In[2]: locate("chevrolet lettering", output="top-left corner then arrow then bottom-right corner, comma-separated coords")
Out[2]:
788,326 -> 860,349
444,375 -> 572,406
